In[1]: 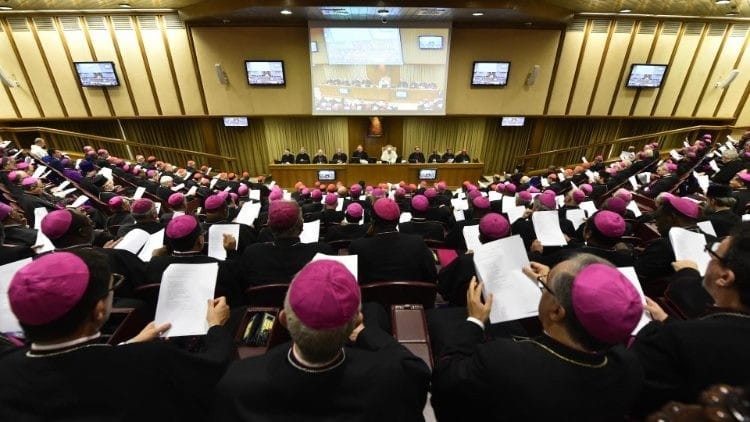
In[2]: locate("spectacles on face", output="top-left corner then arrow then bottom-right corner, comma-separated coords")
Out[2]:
108,273 -> 125,293
536,275 -> 555,296
705,242 -> 728,266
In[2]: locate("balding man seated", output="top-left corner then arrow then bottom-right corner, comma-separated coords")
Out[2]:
431,254 -> 644,420
214,260 -> 430,421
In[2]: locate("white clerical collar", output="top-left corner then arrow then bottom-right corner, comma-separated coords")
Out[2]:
31,332 -> 102,351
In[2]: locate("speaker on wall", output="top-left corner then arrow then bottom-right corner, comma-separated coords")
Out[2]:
525,65 -> 540,86
0,66 -> 19,88
716,69 -> 740,89
215,63 -> 229,85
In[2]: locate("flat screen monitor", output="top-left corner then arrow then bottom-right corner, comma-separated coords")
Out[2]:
626,64 -> 668,88
318,170 -> 336,181
418,35 -> 444,50
501,116 -> 525,127
472,61 -> 510,87
419,168 -> 437,181
395,89 -> 408,98
74,61 -> 120,87
223,117 -> 248,127
245,60 -> 286,86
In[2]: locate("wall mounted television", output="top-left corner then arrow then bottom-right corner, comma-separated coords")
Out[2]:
418,35 -> 444,50
471,61 -> 510,87
626,64 -> 668,88
245,60 -> 286,86
501,117 -> 525,127
74,61 -> 120,87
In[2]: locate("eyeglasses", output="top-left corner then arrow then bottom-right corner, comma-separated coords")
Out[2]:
536,275 -> 555,296
705,242 -> 727,266
108,273 -> 125,293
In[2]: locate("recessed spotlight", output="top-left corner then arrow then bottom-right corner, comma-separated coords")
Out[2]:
0,5 -> 13,10
726,12 -> 740,16
716,0 -> 732,5
118,3 -> 131,8
280,9 -> 292,15
620,9 -> 632,13
377,9 -> 390,16
472,12 -> 484,16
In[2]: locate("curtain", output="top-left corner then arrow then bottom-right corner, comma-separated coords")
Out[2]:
402,117 -> 487,158
313,65 -> 368,82
262,116 -> 348,165
481,120 -> 533,174
535,119 -> 623,169
118,119 -> 206,167
215,120 -> 270,176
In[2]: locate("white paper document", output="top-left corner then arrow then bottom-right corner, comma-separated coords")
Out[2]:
555,195 -> 565,208
505,205 -> 526,224
233,203 -> 261,227
565,208 -> 587,231
579,201 -> 598,216
336,197 -> 345,212
97,167 -> 113,180
629,176 -> 639,190
532,211 -> 568,247
697,221 -> 717,237
115,228 -> 150,255
502,197 -> 519,213
453,209 -> 465,222
300,220 -> 321,244
171,183 -> 185,192
34,229 -> 55,254
626,200 -> 642,218
208,224 -> 240,260
709,160 -> 720,173
69,195 -> 89,208
249,189 -> 261,201
474,235 -> 541,324
0,258 -> 32,333
399,212 -> 413,223
669,150 -> 683,161
451,198 -> 469,211
311,253 -> 358,280
617,267 -> 652,335
462,224 -> 482,252
669,227 -> 710,276
154,263 -> 218,337
693,172 -> 710,193
133,186 -> 146,200
137,229 -> 164,262
53,188 -> 77,198
32,165 -> 46,179
33,207 -> 48,230
488,191 -> 502,202
186,186 -> 198,197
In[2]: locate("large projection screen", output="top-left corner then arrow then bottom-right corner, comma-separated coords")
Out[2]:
309,24 -> 451,116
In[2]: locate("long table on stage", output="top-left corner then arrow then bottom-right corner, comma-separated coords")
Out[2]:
267,163 -> 485,188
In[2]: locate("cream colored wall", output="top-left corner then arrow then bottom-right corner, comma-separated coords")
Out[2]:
0,15 -> 749,122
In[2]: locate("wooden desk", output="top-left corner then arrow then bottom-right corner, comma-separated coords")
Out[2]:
267,163 -> 485,189
318,85 -> 440,103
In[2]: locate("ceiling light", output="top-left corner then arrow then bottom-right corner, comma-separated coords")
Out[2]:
118,3 -> 131,8
620,9 -> 632,13
280,9 -> 292,15
0,5 -> 12,10
716,0 -> 732,5
472,12 -> 484,16
377,9 -> 390,16
726,12 -> 740,16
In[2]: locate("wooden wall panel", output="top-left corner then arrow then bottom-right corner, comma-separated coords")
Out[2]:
59,22 -> 111,117
718,27 -> 750,118
546,22 -> 586,115
589,21 -> 633,115
35,20 -> 88,117
697,24 -> 747,117
674,24 -> 725,116
611,23 -> 657,116
139,21 -> 181,115
10,21 -> 64,117
111,19 -> 157,115
165,23 -> 204,115
568,20 -> 610,115
653,24 -> 704,117
0,29 -> 38,117
632,23 -> 679,115
191,27 -> 312,116
445,28 -> 559,115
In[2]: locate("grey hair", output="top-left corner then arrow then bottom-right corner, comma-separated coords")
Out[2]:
549,253 -> 612,351
712,196 -> 737,208
283,293 -> 359,363
532,196 -> 554,211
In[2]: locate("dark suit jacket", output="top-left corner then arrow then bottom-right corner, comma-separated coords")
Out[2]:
240,237 -> 334,287
145,253 -> 243,305
324,223 -> 368,243
214,326 -> 430,421
398,218 -> 445,241
349,232 -> 437,284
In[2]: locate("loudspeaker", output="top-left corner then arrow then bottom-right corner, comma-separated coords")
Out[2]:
716,69 -> 740,89
215,63 -> 228,85
0,66 -> 19,88
525,65 -> 540,86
